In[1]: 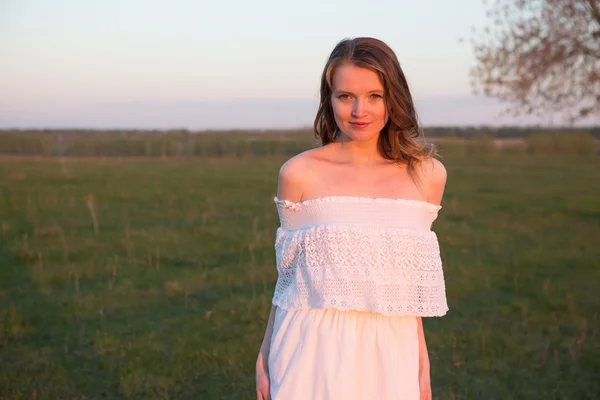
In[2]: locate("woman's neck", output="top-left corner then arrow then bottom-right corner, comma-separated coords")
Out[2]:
334,134 -> 385,165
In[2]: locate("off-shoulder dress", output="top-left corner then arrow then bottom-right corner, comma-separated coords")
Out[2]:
268,196 -> 448,399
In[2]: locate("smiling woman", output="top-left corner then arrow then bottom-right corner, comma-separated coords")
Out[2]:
256,37 -> 448,400
330,64 -> 388,142
314,37 -> 437,182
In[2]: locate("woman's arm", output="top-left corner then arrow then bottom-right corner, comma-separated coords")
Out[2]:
257,156 -> 307,399
256,305 -> 277,400
418,157 -> 446,399
417,316 -> 430,374
417,316 -> 432,399
258,305 -> 277,361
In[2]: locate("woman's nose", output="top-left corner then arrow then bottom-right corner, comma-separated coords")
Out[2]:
351,99 -> 367,118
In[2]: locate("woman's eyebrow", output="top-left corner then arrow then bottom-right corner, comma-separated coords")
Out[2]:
333,89 -> 384,94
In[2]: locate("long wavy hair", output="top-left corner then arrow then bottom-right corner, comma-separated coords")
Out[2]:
314,37 -> 437,177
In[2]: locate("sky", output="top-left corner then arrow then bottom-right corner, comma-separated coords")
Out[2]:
0,0 -> 595,129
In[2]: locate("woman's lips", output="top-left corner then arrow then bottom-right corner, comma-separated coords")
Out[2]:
350,122 -> 370,128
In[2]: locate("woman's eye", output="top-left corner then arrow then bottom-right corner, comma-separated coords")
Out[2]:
371,94 -> 383,99
338,94 -> 350,100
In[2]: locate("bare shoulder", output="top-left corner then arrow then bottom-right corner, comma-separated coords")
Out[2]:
420,157 -> 447,184
418,157 -> 447,205
277,147 -> 323,202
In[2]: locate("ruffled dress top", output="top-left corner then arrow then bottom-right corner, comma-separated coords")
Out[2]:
272,196 -> 448,317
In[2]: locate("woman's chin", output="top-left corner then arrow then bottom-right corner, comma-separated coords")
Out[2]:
344,130 -> 380,142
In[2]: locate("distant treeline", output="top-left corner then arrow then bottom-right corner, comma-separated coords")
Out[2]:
434,133 -> 597,157
2,126 -> 600,139
0,127 -> 597,157
425,126 -> 600,139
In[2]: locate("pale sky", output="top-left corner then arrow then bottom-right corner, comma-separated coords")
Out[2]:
0,0 -> 593,129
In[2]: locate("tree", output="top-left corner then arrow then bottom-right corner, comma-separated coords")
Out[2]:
469,0 -> 600,123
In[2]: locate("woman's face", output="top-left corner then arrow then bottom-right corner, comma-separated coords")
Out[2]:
330,63 -> 388,143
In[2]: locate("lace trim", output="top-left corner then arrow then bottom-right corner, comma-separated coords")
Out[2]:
273,225 -> 448,317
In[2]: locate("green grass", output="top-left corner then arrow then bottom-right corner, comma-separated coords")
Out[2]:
0,155 -> 598,399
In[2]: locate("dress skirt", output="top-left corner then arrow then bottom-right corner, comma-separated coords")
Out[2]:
268,307 -> 420,399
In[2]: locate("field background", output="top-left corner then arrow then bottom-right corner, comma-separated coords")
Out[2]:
0,129 -> 599,399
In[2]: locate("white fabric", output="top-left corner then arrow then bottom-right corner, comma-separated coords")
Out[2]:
272,196 -> 449,317
269,307 -> 420,399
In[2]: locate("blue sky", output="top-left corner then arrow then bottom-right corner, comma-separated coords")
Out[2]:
0,0 -> 592,129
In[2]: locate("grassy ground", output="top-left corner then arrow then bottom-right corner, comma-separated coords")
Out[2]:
0,154 -> 598,399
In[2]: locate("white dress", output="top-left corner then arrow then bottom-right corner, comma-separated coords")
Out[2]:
268,196 -> 448,400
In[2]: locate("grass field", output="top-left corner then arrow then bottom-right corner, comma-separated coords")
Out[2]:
0,154 -> 599,399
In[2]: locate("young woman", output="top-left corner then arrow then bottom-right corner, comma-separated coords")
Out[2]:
256,37 -> 448,400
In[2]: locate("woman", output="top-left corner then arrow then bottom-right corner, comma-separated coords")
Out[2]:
256,37 -> 448,400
